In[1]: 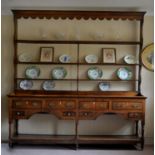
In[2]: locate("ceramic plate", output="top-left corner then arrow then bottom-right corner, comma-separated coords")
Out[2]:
141,43 -> 154,71
87,67 -> 103,80
42,80 -> 55,91
59,54 -> 71,63
124,55 -> 136,64
18,53 -> 31,62
85,55 -> 98,63
117,67 -> 132,80
25,66 -> 40,79
19,80 -> 33,90
52,67 -> 67,79
99,82 -> 110,91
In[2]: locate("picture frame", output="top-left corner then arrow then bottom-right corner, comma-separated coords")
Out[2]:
102,48 -> 116,63
40,47 -> 54,62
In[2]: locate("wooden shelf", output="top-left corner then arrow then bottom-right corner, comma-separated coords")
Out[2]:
11,134 -> 141,145
17,61 -> 140,66
12,134 -> 75,144
78,135 -> 141,144
16,78 -> 138,82
16,40 -> 141,45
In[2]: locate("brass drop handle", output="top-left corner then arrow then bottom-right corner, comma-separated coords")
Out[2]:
32,102 -> 38,106
16,112 -> 21,115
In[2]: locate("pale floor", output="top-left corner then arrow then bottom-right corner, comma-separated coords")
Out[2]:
1,144 -> 154,155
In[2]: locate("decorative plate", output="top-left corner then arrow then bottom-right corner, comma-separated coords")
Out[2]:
52,67 -> 67,79
99,82 -> 110,91
117,67 -> 132,80
59,54 -> 71,63
87,67 -> 103,80
18,53 -> 31,62
19,80 -> 33,90
42,80 -> 55,91
141,43 -> 154,71
124,55 -> 136,64
25,66 -> 40,79
85,55 -> 98,63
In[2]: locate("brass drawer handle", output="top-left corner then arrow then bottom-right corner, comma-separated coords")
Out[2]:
32,102 -> 39,107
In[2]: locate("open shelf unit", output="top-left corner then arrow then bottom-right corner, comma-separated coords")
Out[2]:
8,10 -> 146,150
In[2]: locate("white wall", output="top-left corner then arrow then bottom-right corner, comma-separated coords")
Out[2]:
1,14 -> 154,144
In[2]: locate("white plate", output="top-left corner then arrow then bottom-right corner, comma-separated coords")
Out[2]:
52,67 -> 67,79
25,66 -> 40,79
124,55 -> 136,64
19,80 -> 33,90
59,54 -> 71,63
85,55 -> 98,63
42,80 -> 55,91
117,67 -> 132,80
87,67 -> 103,80
18,53 -> 31,62
99,82 -> 110,91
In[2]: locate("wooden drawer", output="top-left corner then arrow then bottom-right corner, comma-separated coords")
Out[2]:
12,100 -> 42,109
79,101 -> 95,110
46,100 -> 76,110
128,112 -> 143,119
79,111 -> 96,119
95,102 -> 109,110
112,101 -> 143,110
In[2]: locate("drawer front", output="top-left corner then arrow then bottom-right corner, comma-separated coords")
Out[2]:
79,111 -> 96,119
46,100 -> 76,110
112,101 -> 143,110
95,102 -> 109,110
128,112 -> 143,119
79,101 -> 95,110
13,100 -> 42,109
61,100 -> 76,109
128,102 -> 143,110
112,102 -> 128,110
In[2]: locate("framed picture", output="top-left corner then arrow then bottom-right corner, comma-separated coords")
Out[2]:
102,48 -> 116,63
40,47 -> 54,62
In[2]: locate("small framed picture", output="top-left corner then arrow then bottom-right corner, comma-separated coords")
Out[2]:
40,47 -> 54,62
102,48 -> 116,63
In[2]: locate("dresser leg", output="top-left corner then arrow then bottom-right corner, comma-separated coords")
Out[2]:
141,120 -> 145,150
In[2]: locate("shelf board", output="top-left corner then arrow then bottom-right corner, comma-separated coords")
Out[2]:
16,40 -> 141,45
78,135 -> 141,144
16,78 -> 77,81
16,61 -> 140,66
12,134 -> 75,144
11,134 -> 141,145
16,78 -> 138,82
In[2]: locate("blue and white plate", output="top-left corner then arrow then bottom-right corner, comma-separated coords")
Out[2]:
52,67 -> 67,79
124,55 -> 136,64
85,55 -> 98,63
117,67 -> 132,80
19,80 -> 33,90
25,66 -> 40,79
59,54 -> 71,63
42,80 -> 55,91
99,82 -> 110,91
87,67 -> 103,80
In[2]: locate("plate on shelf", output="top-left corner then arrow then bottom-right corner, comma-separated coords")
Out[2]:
124,55 -> 136,64
18,53 -> 32,62
42,80 -> 55,91
59,54 -> 71,63
85,55 -> 98,63
19,80 -> 33,90
87,67 -> 103,80
99,82 -> 110,91
117,67 -> 133,80
52,67 -> 67,79
25,66 -> 40,79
